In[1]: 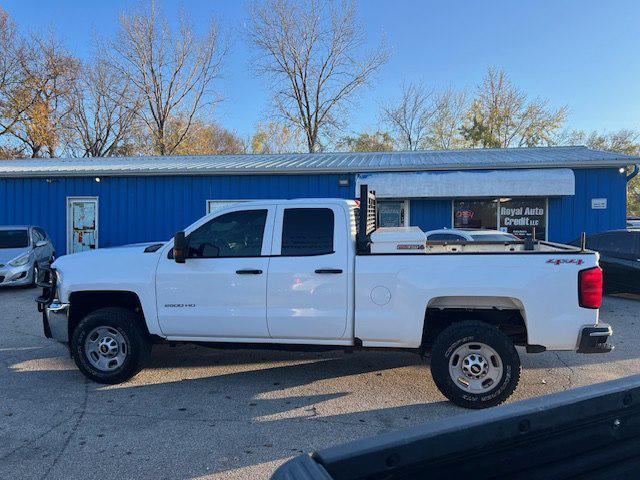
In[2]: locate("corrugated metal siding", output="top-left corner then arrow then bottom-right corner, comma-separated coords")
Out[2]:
0,168 -> 627,254
409,199 -> 453,232
0,174 -> 354,255
548,168 -> 627,243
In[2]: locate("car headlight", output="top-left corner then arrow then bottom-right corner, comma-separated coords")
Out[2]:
9,252 -> 32,267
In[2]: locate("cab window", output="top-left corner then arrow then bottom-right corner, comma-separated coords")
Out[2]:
186,210 -> 267,258
281,208 -> 334,256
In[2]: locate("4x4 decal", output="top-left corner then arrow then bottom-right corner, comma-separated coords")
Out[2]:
546,258 -> 585,266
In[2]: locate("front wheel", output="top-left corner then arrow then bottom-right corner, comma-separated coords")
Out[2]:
430,321 -> 521,409
71,307 -> 152,384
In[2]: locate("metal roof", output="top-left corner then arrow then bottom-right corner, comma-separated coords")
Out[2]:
0,146 -> 636,178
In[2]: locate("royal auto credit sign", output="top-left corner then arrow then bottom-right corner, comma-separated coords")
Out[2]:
499,198 -> 546,239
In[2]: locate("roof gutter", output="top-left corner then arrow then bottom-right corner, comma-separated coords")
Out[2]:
626,164 -> 639,183
0,161 -> 635,178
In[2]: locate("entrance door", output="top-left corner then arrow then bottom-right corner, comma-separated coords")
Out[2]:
67,197 -> 98,254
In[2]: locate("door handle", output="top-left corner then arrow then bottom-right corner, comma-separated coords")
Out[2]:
236,269 -> 263,275
315,268 -> 343,274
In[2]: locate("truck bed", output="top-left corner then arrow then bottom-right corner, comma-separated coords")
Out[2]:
367,225 -> 588,254
354,245 -> 599,350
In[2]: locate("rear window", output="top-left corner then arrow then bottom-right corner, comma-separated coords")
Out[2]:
281,208 -> 334,256
0,230 -> 29,248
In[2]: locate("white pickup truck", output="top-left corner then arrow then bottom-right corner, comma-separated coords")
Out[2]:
37,186 -> 612,408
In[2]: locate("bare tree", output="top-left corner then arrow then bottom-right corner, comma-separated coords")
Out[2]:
382,82 -> 436,150
462,67 -> 567,148
557,128 -> 640,156
103,1 -> 225,155
66,62 -> 139,157
425,88 -> 468,150
248,0 -> 388,153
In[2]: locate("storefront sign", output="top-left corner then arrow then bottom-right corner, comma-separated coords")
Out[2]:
499,198 -> 546,239
591,198 -> 607,209
453,197 -> 547,240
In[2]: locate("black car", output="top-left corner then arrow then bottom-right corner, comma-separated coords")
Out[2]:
571,229 -> 640,294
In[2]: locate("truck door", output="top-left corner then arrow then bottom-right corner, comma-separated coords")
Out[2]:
266,205 -> 349,340
156,206 -> 275,339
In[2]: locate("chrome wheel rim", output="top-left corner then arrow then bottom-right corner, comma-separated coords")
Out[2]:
84,326 -> 128,372
448,342 -> 503,393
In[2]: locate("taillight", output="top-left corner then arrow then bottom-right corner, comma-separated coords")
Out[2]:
578,267 -> 603,309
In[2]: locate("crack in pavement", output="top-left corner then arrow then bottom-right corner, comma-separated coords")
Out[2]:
0,412 -> 77,463
554,352 -> 575,391
38,379 -> 89,480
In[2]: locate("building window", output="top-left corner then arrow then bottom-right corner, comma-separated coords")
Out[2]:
453,198 -> 547,240
206,200 -> 248,214
499,197 -> 546,240
453,199 -> 499,230
377,200 -> 408,227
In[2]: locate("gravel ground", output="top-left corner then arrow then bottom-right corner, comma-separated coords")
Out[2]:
1,287 -> 639,479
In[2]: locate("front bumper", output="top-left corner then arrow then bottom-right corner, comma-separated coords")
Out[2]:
42,301 -> 70,343
0,265 -> 32,286
577,324 -> 613,354
35,267 -> 69,343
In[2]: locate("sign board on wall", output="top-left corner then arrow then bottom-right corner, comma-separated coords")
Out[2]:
499,198 -> 546,239
591,198 -> 607,210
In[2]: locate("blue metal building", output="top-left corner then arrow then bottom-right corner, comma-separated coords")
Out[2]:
0,146 -> 636,255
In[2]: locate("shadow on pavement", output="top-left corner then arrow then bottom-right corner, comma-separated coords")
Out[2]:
1,345 -> 456,479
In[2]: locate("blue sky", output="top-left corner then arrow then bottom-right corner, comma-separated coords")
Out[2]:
3,0 -> 640,140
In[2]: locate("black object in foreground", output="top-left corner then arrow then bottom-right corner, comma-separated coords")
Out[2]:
272,374 -> 640,480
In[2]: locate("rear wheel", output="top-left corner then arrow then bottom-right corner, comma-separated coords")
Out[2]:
430,321 -> 521,409
71,307 -> 152,384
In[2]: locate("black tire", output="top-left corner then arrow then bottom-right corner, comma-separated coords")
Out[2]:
430,320 -> 521,409
71,307 -> 152,384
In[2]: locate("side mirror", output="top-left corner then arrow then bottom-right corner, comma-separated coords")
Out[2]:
35,240 -> 47,248
173,232 -> 186,263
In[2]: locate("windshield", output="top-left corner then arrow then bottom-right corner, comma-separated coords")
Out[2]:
470,233 -> 518,242
0,230 -> 30,248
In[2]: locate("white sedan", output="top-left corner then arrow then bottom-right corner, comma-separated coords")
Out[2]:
425,228 -> 520,242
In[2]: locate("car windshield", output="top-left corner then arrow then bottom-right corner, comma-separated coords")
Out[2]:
0,229 -> 29,248
470,233 -> 518,241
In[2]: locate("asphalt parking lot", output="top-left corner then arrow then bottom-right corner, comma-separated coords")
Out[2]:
1,288 -> 639,479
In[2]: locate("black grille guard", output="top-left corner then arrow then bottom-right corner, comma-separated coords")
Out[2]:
35,266 -> 56,311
